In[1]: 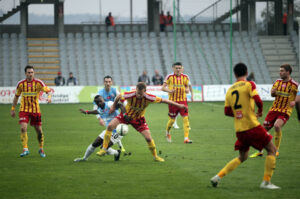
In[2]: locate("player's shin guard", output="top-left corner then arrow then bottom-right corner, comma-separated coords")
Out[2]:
183,116 -> 190,139
37,132 -> 44,148
166,117 -> 175,133
147,139 -> 157,157
274,130 -> 282,151
102,130 -> 112,149
20,132 -> 28,149
217,157 -> 241,178
263,155 -> 276,182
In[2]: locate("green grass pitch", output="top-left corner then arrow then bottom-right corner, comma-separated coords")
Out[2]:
0,102 -> 299,199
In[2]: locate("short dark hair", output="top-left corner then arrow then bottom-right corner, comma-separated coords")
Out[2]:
280,64 -> 292,74
24,65 -> 34,73
136,82 -> 146,91
233,63 -> 248,77
94,95 -> 103,103
104,75 -> 112,81
172,62 -> 183,67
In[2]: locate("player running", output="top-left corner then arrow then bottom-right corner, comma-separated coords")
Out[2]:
210,63 -> 279,189
250,64 -> 299,158
97,82 -> 187,162
74,95 -> 125,162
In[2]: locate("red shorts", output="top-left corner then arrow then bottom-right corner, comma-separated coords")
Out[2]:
235,125 -> 272,152
19,111 -> 42,126
116,113 -> 149,133
168,101 -> 188,118
263,111 -> 289,129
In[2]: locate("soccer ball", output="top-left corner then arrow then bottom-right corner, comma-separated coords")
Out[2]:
116,124 -> 129,136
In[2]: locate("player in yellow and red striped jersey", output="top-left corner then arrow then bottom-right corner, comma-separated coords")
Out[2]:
210,63 -> 279,189
96,82 -> 187,162
10,65 -> 52,158
250,64 -> 299,158
162,62 -> 192,143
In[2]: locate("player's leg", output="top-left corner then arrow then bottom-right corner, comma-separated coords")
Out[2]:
97,118 -> 120,156
172,115 -> 180,129
20,122 -> 30,157
260,141 -> 279,189
273,118 -> 285,156
140,129 -> 164,162
33,125 -> 46,158
165,104 -> 177,143
180,102 -> 192,143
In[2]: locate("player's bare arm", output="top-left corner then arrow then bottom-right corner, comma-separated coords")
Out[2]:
109,94 -> 122,114
10,95 -> 19,118
162,82 -> 175,93
161,98 -> 187,111
46,91 -> 53,104
79,109 -> 99,115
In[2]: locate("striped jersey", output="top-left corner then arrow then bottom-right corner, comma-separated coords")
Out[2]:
120,91 -> 162,120
225,80 -> 260,132
15,78 -> 51,113
269,79 -> 299,116
164,73 -> 189,102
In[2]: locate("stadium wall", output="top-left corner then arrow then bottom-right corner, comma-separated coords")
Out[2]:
0,84 -> 273,104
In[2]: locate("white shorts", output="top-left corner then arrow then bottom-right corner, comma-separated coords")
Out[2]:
99,130 -> 123,145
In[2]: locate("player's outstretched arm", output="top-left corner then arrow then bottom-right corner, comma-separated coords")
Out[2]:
109,94 -> 122,114
161,98 -> 187,111
10,95 -> 19,118
79,109 -> 98,115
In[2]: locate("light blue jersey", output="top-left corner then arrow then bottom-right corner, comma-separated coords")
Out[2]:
97,101 -> 119,133
98,87 -> 118,102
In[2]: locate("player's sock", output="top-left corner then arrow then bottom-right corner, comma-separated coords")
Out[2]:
166,117 -> 175,133
83,144 -> 95,160
37,132 -> 44,148
183,116 -> 190,139
274,129 -> 282,151
217,157 -> 241,178
20,132 -> 28,149
102,130 -> 112,149
106,148 -> 118,156
263,155 -> 276,182
147,139 -> 157,157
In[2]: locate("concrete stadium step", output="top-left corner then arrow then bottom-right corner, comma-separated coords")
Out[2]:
259,35 -> 299,82
27,38 -> 61,83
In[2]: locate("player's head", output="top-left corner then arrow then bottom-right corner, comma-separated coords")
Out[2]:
136,82 -> 146,99
172,62 -> 183,76
280,64 -> 292,80
94,95 -> 105,107
24,65 -> 34,80
233,63 -> 248,78
103,75 -> 113,90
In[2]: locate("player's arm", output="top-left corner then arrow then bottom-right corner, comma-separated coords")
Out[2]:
270,82 -> 278,97
189,84 -> 194,102
161,98 -> 187,111
224,92 -> 234,117
161,82 -> 175,93
253,94 -> 263,117
296,92 -> 300,122
10,95 -> 20,118
79,109 -> 99,115
116,101 -> 132,122
109,94 -> 122,114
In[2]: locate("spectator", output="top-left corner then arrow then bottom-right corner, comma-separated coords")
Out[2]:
138,70 -> 150,85
105,12 -> 115,27
67,72 -> 77,86
54,72 -> 65,86
282,13 -> 287,35
152,70 -> 164,85
166,11 -> 173,26
246,72 -> 255,81
159,11 -> 166,32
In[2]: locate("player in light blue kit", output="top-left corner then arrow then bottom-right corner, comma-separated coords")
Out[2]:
74,95 -> 126,162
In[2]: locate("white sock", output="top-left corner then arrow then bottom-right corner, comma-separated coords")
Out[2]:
83,144 -> 95,160
117,140 -> 123,149
107,148 -> 118,156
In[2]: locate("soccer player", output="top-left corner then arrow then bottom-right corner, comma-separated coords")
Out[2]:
250,64 -> 299,158
96,82 -> 187,162
210,63 -> 279,189
74,95 -> 125,162
10,65 -> 52,157
162,62 -> 192,143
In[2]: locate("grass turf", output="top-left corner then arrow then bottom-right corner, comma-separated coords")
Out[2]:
0,102 -> 299,199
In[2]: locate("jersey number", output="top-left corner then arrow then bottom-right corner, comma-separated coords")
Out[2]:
231,90 -> 242,109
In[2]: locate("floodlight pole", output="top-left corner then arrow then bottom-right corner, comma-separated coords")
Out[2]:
297,17 -> 300,79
